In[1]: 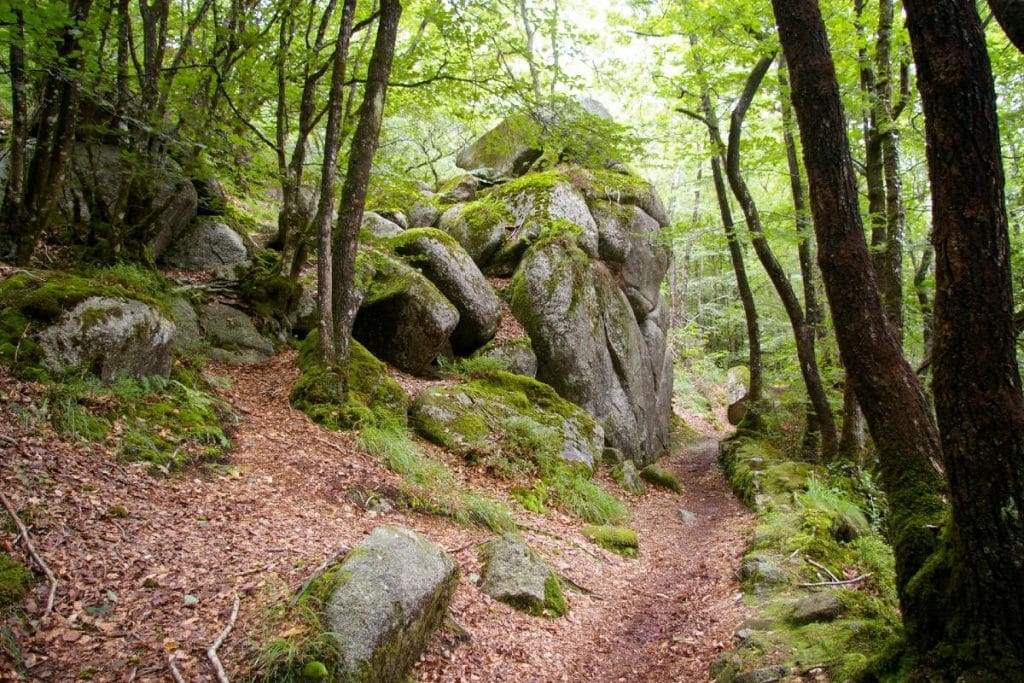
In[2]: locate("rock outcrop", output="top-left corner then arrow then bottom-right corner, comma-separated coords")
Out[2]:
324,525 -> 458,682
160,218 -> 249,271
37,297 -> 176,382
480,534 -> 567,617
199,302 -> 274,364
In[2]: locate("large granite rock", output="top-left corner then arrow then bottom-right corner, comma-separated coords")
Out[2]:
192,177 -> 228,216
473,338 -> 538,378
411,370 -> 604,468
199,302 -> 274,363
159,218 -> 248,271
438,199 -> 512,269
354,250 -> 459,375
362,212 -> 404,239
37,297 -> 175,382
389,229 -> 501,353
324,525 -> 458,682
511,238 -> 670,466
481,534 -> 567,617
455,113 -> 543,177
168,296 -> 203,354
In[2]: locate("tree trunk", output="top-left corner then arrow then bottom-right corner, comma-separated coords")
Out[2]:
311,0 -> 358,364
330,0 -> 402,391
770,0 -> 949,657
989,0 -> 1024,53
903,0 -> 1024,674
838,379 -> 865,459
913,246 -> 934,362
725,53 -> 837,457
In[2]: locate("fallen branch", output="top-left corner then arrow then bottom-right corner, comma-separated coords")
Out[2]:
0,491 -> 58,618
167,656 -> 186,683
806,557 -> 840,583
800,573 -> 872,588
207,594 -> 241,683
289,546 -> 351,606
0,434 -> 19,447
312,435 -> 349,455
558,573 -> 605,600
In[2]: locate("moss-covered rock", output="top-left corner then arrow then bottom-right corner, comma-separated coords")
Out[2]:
640,464 -> 683,493
388,228 -> 501,354
582,525 -> 639,557
353,248 -> 459,376
322,525 -> 459,682
438,198 -> 512,269
481,534 -> 568,617
573,166 -> 670,227
472,337 -> 538,378
291,331 -> 408,430
410,370 -> 603,469
159,218 -> 249,271
455,112 -> 544,177
199,302 -> 274,364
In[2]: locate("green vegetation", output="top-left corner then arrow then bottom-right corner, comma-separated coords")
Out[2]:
716,434 -> 902,682
291,331 -> 408,431
0,553 -> 30,611
639,464 -> 683,493
358,424 -> 516,533
581,525 -> 639,557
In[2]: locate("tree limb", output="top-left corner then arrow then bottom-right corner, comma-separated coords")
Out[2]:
0,491 -> 58,619
207,594 -> 240,683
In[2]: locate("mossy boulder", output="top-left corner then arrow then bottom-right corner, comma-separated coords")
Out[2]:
485,174 -> 600,275
438,173 -> 481,204
159,218 -> 249,271
168,295 -> 203,354
789,592 -> 844,625
353,249 -> 459,375
37,296 -> 176,382
481,534 -> 568,617
410,370 -> 604,469
199,302 -> 274,364
455,112 -> 544,177
613,460 -> 646,496
362,212 -> 404,239
438,198 -> 512,268
575,167 -> 671,227
582,525 -> 639,557
291,331 -> 408,430
473,337 -> 537,378
388,228 -> 501,354
323,525 -> 459,682
510,237 -> 671,466
640,464 -> 682,493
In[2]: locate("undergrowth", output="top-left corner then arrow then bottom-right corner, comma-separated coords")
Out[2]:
357,424 -> 516,533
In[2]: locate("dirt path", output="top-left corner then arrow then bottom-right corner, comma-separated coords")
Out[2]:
1,355 -> 753,682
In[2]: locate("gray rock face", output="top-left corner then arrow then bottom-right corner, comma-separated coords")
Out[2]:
481,535 -> 565,616
788,592 -> 844,625
37,297 -> 175,382
618,460 -> 646,496
160,219 -> 248,270
475,339 -> 537,377
408,200 -> 440,228
362,212 -> 404,239
410,371 -> 604,469
440,174 -> 482,203
511,239 -> 670,466
390,229 -> 501,353
168,296 -> 203,354
739,557 -> 790,592
324,525 -> 458,682
354,251 -> 460,375
488,181 -> 600,275
192,177 -> 227,216
199,302 -> 274,363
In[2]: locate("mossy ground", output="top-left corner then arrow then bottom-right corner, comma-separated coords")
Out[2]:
639,464 -> 682,493
582,525 -> 639,557
714,434 -> 902,682
0,553 -> 30,611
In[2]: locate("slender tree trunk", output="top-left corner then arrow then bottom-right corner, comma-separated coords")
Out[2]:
726,53 -> 837,457
903,0 -> 1024,673
876,0 -> 904,338
770,0 -> 949,657
913,246 -> 934,362
330,0 -> 402,391
311,0 -> 358,364
0,8 -> 28,260
989,0 -> 1024,52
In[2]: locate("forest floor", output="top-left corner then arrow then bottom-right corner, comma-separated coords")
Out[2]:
0,353 -> 753,682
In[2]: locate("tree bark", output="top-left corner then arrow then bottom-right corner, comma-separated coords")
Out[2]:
330,0 -> 402,391
770,0 -> 949,657
902,0 -> 1024,673
725,53 -> 836,457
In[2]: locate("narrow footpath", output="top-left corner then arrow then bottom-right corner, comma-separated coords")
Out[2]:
0,355 -> 753,682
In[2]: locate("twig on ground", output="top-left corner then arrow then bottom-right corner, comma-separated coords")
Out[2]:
312,435 -> 348,455
167,656 -> 186,683
800,573 -> 872,588
806,557 -> 840,583
0,491 -> 58,618
289,546 -> 351,606
450,538 -> 486,554
0,434 -> 18,447
558,573 -> 605,600
207,594 -> 241,683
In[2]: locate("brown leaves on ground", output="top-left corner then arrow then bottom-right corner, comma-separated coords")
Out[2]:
0,354 -> 752,682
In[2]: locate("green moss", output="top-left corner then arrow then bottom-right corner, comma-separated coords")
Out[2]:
543,573 -> 569,617
291,332 -> 407,431
386,227 -> 461,254
582,525 -> 638,557
367,174 -> 437,215
0,553 -> 29,609
461,197 -> 513,232
639,465 -> 682,493
487,169 -> 568,200
237,249 -> 301,325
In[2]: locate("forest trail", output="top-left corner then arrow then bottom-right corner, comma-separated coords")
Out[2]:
1,354 -> 753,682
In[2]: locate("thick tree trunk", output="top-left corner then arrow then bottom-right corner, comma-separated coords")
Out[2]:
903,0 -> 1024,674
330,0 -> 402,391
725,53 -> 837,457
770,0 -> 949,657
